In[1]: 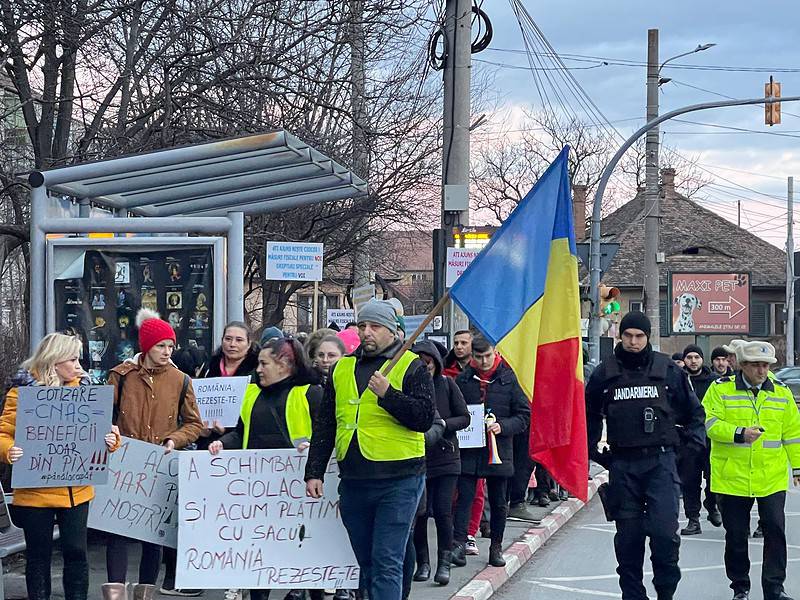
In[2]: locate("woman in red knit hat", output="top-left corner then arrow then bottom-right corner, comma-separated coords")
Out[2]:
101,309 -> 203,600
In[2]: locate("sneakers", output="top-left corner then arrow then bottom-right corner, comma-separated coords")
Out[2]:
680,518 -> 702,536
159,586 -> 203,597
223,590 -> 242,600
508,502 -> 540,523
488,542 -> 506,567
465,535 -> 479,555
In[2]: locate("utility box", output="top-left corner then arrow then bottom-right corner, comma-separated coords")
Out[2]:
443,184 -> 469,212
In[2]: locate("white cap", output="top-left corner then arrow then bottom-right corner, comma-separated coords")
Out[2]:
735,340 -> 777,365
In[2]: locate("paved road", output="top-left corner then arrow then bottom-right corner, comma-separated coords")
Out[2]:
497,486 -> 800,600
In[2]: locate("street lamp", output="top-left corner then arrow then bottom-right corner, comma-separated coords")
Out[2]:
643,32 -> 715,351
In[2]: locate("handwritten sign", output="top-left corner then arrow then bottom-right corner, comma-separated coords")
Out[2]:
457,405 -> 486,449
327,309 -> 355,330
193,377 -> 249,428
266,242 -> 324,282
12,386 -> 113,488
88,437 -> 179,547
446,248 -> 480,288
176,450 -> 359,590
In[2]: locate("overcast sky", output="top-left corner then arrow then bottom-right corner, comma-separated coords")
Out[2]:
471,0 -> 800,248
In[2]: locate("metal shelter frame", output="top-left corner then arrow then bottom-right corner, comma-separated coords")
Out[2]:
27,131 -> 368,345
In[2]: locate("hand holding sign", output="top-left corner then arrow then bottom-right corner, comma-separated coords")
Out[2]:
8,447 -> 22,463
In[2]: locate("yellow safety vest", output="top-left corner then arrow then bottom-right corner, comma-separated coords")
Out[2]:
332,351 -> 424,462
703,374 -> 800,497
240,383 -> 313,449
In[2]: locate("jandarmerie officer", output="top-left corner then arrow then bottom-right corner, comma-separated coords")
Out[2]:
586,311 -> 705,600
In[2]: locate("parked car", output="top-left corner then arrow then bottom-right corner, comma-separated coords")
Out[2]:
774,367 -> 800,407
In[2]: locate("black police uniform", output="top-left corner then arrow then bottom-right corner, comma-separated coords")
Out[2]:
586,343 -> 705,600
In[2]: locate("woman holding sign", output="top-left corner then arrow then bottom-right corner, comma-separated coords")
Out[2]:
0,332 -> 120,600
209,337 -> 323,600
410,340 -> 469,586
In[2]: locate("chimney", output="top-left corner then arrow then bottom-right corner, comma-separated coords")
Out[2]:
572,184 -> 587,241
661,168 -> 676,197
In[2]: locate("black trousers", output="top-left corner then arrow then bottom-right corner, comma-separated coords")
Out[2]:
414,473 -> 458,561
508,432 -> 534,505
676,443 -> 717,519
607,450 -> 681,600
533,462 -> 553,498
718,491 -> 787,599
453,475 -> 508,545
106,533 -> 162,584
12,503 -> 89,600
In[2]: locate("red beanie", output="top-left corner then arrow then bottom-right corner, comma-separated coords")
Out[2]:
136,309 -> 176,354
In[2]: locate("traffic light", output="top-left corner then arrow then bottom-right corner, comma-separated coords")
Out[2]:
765,77 -> 781,126
599,285 -> 621,316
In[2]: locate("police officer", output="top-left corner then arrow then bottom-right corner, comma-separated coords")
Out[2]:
703,340 -> 800,600
586,311 -> 705,600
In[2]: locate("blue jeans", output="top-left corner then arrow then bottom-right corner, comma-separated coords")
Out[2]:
339,475 -> 425,600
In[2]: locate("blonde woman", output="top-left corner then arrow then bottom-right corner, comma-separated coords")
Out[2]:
0,333 -> 119,600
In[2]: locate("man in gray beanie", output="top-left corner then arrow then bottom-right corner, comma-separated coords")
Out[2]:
305,298 -> 435,600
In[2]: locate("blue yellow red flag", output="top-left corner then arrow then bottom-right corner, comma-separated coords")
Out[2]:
450,147 -> 588,501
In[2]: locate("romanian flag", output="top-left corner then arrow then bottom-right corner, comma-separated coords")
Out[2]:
450,147 -> 588,501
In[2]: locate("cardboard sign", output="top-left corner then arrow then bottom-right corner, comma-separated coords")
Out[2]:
457,405 -> 486,449
669,272 -> 750,334
12,385 -> 114,488
88,437 -> 179,547
351,284 -> 375,316
176,450 -> 359,590
327,309 -> 356,330
446,248 -> 480,288
192,377 -> 249,428
403,315 -> 433,335
266,242 -> 323,282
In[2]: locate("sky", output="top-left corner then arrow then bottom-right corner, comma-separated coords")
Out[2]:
469,0 -> 800,249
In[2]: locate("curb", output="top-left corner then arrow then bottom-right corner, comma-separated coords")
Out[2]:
449,471 -> 609,600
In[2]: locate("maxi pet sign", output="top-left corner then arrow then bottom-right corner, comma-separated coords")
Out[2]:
266,242 -> 323,282
669,272 -> 750,335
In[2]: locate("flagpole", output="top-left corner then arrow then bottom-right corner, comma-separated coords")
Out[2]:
382,292 -> 452,376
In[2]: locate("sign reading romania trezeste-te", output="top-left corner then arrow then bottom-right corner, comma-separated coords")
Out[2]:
266,242 -> 323,282
669,272 -> 750,335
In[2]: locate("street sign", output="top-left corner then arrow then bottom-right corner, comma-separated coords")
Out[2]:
266,241 -> 323,281
575,243 -> 620,275
669,272 -> 750,335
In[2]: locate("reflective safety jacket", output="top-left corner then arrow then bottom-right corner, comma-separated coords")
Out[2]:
703,372 -> 800,497
240,383 -> 313,449
332,351 -> 424,462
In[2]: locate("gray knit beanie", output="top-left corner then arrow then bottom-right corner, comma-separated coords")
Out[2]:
357,299 -> 398,333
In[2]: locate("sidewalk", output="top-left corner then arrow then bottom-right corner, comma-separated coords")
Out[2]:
1,470 -> 605,599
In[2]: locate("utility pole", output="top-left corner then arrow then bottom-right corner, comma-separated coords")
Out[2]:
787,176 -> 795,365
438,0 -> 471,335
644,28 -> 661,349
350,0 -> 371,295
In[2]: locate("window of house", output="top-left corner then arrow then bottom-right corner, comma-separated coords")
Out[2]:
660,299 -> 669,337
629,300 -> 643,313
411,273 -> 428,282
750,301 -> 769,337
297,294 -> 340,330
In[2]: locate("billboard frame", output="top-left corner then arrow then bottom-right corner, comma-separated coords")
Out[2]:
667,270 -> 752,336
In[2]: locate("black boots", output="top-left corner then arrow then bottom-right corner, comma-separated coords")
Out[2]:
412,562 -> 431,582
450,543 -> 467,567
488,542 -> 505,567
707,509 -> 722,527
680,517 -> 701,536
434,550 -> 452,585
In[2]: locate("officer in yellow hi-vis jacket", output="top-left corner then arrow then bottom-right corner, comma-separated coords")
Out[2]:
703,340 -> 800,600
305,299 -> 435,600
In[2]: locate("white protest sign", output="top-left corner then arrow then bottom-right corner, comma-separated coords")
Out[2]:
266,242 -> 324,282
176,450 -> 359,590
327,309 -> 355,330
457,405 -> 486,449
13,386 -> 114,488
404,315 -> 433,335
352,284 -> 375,315
192,376 -> 249,428
89,437 -> 179,547
446,248 -> 480,288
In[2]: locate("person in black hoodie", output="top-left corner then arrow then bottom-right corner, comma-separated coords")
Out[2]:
451,336 -> 530,569
410,340 -> 470,586
677,344 -> 720,536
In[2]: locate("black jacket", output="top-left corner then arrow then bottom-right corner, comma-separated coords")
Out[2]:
455,361 -> 531,478
585,344 -> 705,467
201,348 -> 260,379
305,339 -> 435,481
685,365 -> 716,403
219,376 -> 323,450
413,340 -> 471,479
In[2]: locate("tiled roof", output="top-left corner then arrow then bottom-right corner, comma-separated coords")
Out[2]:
600,184 -> 786,288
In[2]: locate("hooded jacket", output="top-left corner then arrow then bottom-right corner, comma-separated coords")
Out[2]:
413,340 -> 471,478
108,355 -> 203,448
443,349 -> 469,379
0,370 -> 120,508
685,364 -> 716,403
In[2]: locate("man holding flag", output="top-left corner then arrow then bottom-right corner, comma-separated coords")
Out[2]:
586,312 -> 705,600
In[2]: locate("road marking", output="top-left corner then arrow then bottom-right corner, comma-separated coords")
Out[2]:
526,581 -> 631,597
579,525 -> 800,550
